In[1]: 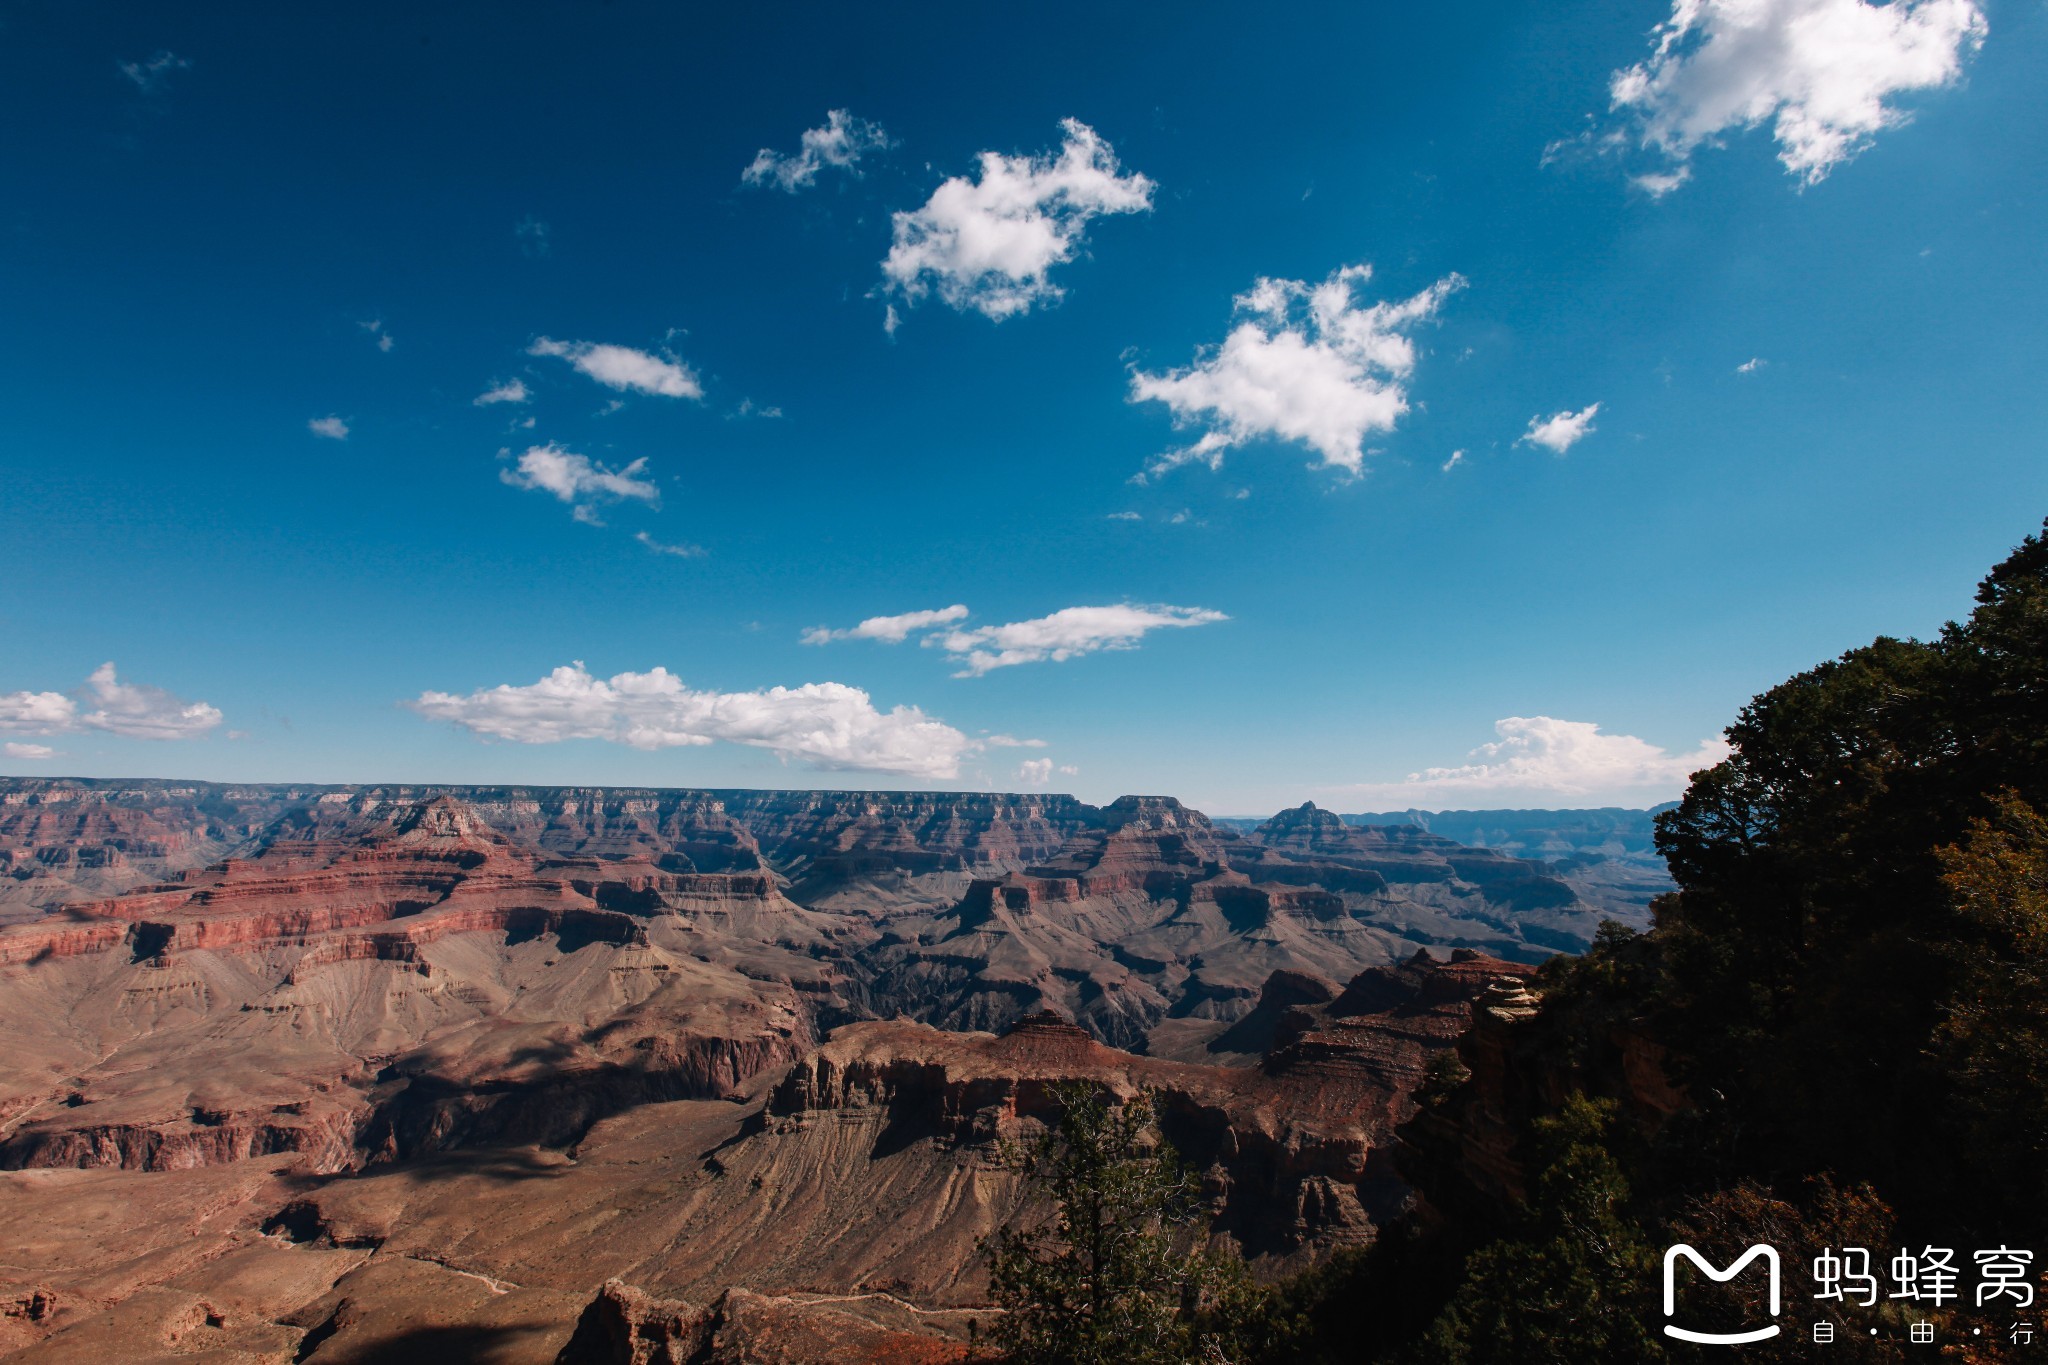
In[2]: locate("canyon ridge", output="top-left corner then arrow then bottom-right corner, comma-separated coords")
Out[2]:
0,778 -> 1666,1363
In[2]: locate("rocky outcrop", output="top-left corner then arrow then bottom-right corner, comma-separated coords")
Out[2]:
556,1281 -> 983,1365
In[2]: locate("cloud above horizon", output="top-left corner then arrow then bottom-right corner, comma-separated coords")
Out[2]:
408,663 -> 973,778
934,604 -> 1228,676
501,443 -> 659,511
1,663 -> 223,741
528,337 -> 702,399
308,415 -> 349,440
3,742 -> 56,760
743,109 -> 893,191
475,378 -> 530,406
802,605 -> 970,646
119,50 -> 189,94
1130,263 -> 1465,479
1606,0 -> 1987,192
880,118 -> 1154,322
1329,715 -> 1731,808
1520,403 -> 1601,454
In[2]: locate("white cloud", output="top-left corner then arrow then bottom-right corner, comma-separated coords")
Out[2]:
360,318 -> 394,352
6,664 -> 222,742
1610,0 -> 1987,189
1105,511 -> 1143,521
934,603 -> 1227,676
1330,716 -> 1731,808
516,217 -> 551,257
502,443 -> 659,508
1520,403 -> 1601,454
119,51 -> 189,93
636,531 -> 705,558
528,337 -> 702,400
3,742 -> 55,760
0,690 -> 77,733
409,663 -> 972,779
77,663 -> 223,739
1129,264 -> 1465,479
1016,757 -> 1054,787
308,415 -> 349,440
743,109 -> 894,191
880,118 -> 1154,322
475,378 -> 531,405
1737,356 -> 1767,374
731,398 -> 783,420
802,604 -> 970,646
983,734 -> 1048,748
1442,449 -> 1467,472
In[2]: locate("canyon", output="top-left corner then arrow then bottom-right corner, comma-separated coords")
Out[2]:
0,777 -> 1660,1362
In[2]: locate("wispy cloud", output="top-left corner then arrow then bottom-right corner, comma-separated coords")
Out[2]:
1520,403 -> 1600,454
119,51 -> 190,94
2,742 -> 55,760
743,109 -> 894,191
934,604 -> 1227,676
2,663 -> 222,741
308,415 -> 350,440
983,734 -> 1048,748
1736,357 -> 1767,375
1016,757 -> 1054,787
475,378 -> 531,406
409,663 -> 972,778
802,605 -> 970,646
1606,0 -> 1987,191
528,337 -> 702,399
1327,715 -> 1730,807
636,531 -> 705,558
502,443 -> 659,510
1129,263 -> 1465,480
359,318 -> 394,353
880,119 -> 1154,322
1442,449 -> 1466,472
516,217 -> 551,258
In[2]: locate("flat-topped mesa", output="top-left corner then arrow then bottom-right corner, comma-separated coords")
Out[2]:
1021,794 -> 1235,897
1234,800 -> 1578,912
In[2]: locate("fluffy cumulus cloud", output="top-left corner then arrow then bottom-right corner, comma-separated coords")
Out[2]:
408,663 -> 972,779
1,664 -> 222,741
743,109 -> 893,191
528,338 -> 702,399
3,742 -> 55,760
1016,757 -> 1055,787
502,443 -> 659,508
1520,403 -> 1601,453
1610,0 -> 1987,190
475,378 -> 530,405
1129,264 -> 1465,479
308,415 -> 349,440
802,605 -> 970,646
880,119 -> 1154,321
934,604 -> 1228,676
1334,716 -> 1732,808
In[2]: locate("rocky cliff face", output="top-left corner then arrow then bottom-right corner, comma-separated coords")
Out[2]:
0,795 -> 843,1176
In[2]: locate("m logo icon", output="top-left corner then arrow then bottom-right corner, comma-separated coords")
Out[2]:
1663,1243 -> 1782,1344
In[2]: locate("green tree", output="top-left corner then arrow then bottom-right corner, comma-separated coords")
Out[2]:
981,1083 -> 1278,1364
1419,1095 -> 1662,1365
1934,791 -> 2048,1223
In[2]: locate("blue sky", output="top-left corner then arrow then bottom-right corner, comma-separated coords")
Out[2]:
3,0 -> 2045,815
